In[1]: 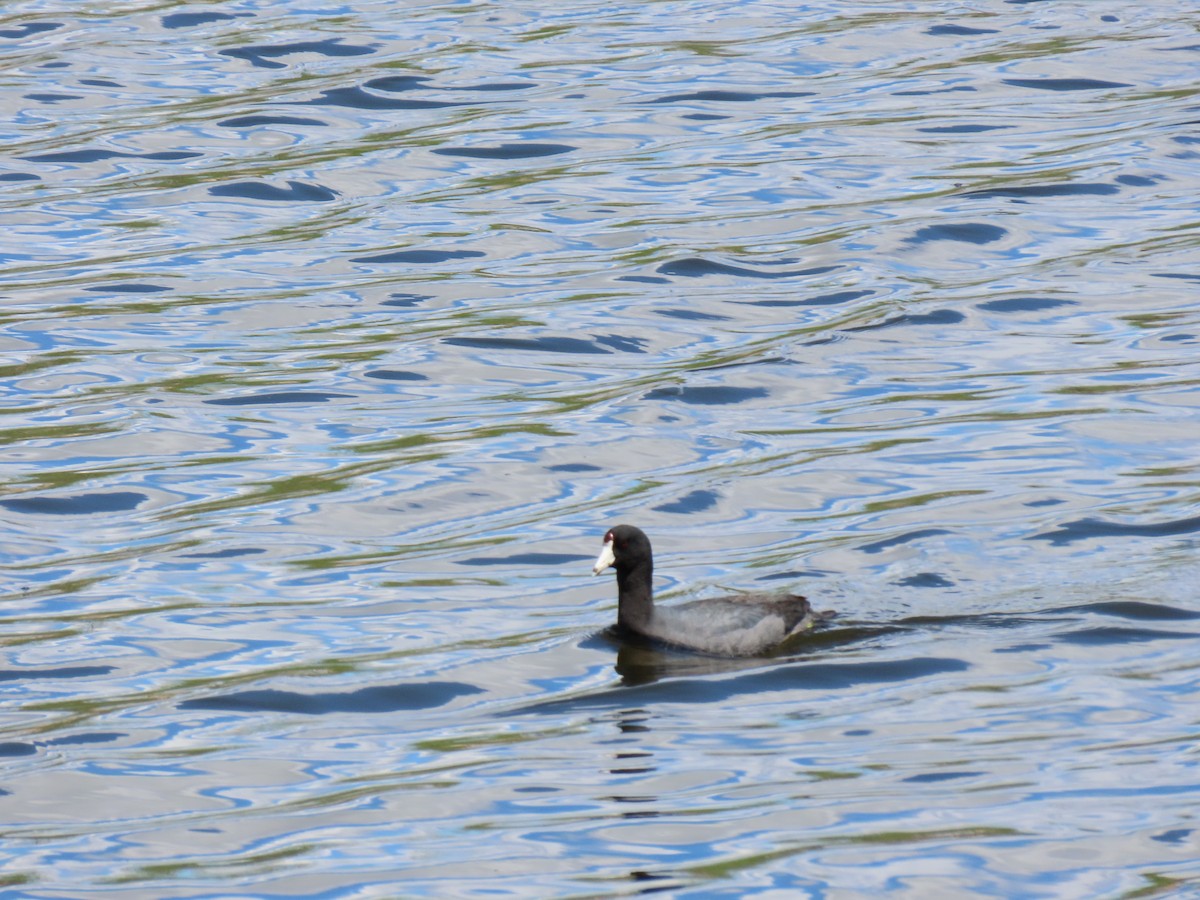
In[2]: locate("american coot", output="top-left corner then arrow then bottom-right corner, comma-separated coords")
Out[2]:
592,524 -> 823,657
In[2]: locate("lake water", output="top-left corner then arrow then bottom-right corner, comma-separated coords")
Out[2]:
3,1 -> 1200,896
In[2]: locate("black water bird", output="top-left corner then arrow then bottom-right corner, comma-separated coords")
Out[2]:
592,524 -> 824,656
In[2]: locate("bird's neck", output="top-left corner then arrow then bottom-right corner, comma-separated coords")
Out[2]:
616,560 -> 654,631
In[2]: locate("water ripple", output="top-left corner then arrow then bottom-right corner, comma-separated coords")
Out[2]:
2,1 -> 1200,895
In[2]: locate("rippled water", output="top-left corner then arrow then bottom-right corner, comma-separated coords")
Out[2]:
3,1 -> 1200,896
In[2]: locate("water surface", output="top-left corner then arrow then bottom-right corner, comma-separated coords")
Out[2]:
3,1 -> 1200,896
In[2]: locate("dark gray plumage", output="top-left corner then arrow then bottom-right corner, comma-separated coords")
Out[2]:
592,524 -> 821,656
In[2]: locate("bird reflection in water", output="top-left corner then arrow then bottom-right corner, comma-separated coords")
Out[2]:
611,633 -> 778,686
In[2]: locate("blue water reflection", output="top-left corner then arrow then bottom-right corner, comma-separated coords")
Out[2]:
2,0 -> 1200,895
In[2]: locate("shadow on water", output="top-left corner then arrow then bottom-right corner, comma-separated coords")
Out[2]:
0,732 -> 125,758
179,681 -> 483,715
176,599 -> 1200,724
595,619 -> 912,687
895,599 -> 1200,649
1039,599 -> 1200,647
511,623 -> 969,715
522,651 -> 971,714
1052,600 -> 1200,621
0,493 -> 146,515
549,596 -> 1200,708
1029,514 -> 1200,546
0,666 -> 116,681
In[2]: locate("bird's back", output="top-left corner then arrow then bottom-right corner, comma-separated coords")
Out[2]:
641,593 -> 814,657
